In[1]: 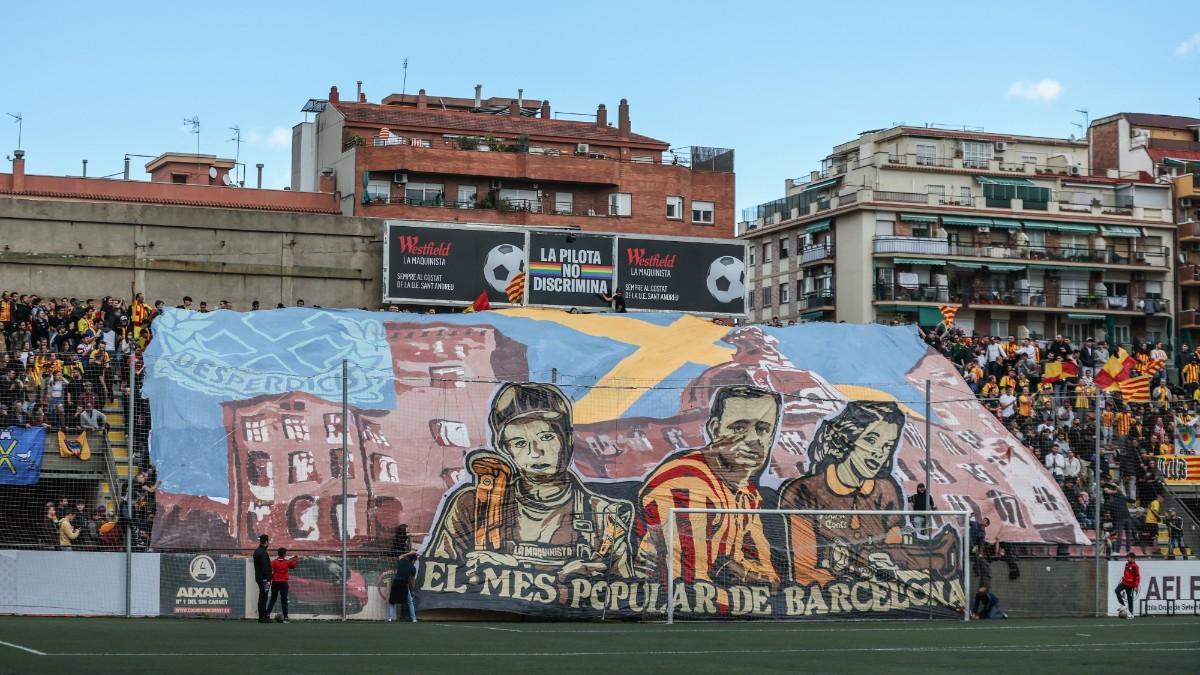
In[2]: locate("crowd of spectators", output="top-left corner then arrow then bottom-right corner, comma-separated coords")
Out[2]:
919,324 -> 1194,558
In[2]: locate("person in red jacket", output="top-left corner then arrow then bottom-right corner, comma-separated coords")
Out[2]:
1115,551 -> 1140,619
266,547 -> 298,623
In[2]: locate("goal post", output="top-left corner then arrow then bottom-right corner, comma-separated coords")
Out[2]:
665,508 -> 971,624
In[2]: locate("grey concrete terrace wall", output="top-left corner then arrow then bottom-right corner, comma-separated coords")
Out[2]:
0,197 -> 385,308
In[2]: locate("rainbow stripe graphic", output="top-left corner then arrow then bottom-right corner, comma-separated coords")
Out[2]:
529,262 -> 614,278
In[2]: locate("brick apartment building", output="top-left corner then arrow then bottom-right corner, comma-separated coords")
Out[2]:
291,84 -> 735,237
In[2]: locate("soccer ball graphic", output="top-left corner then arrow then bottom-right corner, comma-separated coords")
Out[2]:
705,256 -> 745,304
483,244 -> 525,293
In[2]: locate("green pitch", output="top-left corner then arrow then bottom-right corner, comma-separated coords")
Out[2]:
0,616 -> 1196,674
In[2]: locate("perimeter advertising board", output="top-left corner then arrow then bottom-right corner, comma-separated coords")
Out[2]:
616,236 -> 746,315
383,221 -> 526,306
525,230 -> 615,309
160,553 -> 245,617
1107,560 -> 1200,615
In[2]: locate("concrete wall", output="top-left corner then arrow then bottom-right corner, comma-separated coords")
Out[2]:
982,558 -> 1097,618
0,550 -> 160,616
0,196 -> 382,309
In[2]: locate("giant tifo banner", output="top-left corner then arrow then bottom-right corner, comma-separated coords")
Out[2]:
383,220 -> 747,315
143,308 -> 1085,620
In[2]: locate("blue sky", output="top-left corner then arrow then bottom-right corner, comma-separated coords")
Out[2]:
4,1 -> 1199,216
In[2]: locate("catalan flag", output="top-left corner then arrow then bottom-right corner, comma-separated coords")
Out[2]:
938,304 -> 959,326
1117,374 -> 1151,403
505,271 -> 526,304
1141,358 -> 1166,378
1093,348 -> 1135,391
1043,360 -> 1078,383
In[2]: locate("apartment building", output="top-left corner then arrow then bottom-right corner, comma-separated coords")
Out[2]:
292,84 -> 735,237
739,125 -> 1175,345
1089,113 -> 1200,346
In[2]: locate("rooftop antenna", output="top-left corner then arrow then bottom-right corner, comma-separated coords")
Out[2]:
401,58 -> 409,98
1075,108 -> 1089,135
5,112 -> 21,149
228,125 -> 243,184
183,116 -> 200,158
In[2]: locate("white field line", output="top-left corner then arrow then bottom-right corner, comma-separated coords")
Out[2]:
0,639 -> 47,656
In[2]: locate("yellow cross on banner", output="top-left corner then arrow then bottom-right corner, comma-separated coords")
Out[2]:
0,440 -> 16,475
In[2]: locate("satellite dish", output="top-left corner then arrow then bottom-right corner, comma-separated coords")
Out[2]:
208,166 -> 218,179
222,173 -> 236,187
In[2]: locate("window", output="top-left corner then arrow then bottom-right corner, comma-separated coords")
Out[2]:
456,185 -> 477,208
608,192 -> 632,216
926,185 -> 946,198
554,192 -> 573,215
779,283 -> 790,303
990,319 -> 1009,337
779,237 -> 790,259
1110,324 -> 1130,348
281,415 -> 310,441
916,144 -> 937,166
501,188 -> 541,212
410,137 -> 432,148
373,454 -> 400,483
288,451 -> 317,483
405,182 -> 444,205
171,173 -> 188,184
666,196 -> 683,219
247,452 -> 272,488
748,247 -> 756,267
763,242 -> 773,263
1021,153 -> 1038,165
962,141 -> 993,168
748,289 -> 755,309
366,180 -> 391,203
692,200 -> 715,224
762,286 -> 773,307
1063,322 -> 1089,346
329,448 -> 355,480
323,413 -> 343,443
242,417 -> 270,443
960,186 -> 972,203
1027,230 -> 1046,253
360,422 -> 389,447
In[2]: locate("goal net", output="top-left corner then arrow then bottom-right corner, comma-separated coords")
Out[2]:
659,508 -> 970,623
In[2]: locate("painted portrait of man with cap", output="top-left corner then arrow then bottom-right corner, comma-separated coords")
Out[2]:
424,382 -> 633,583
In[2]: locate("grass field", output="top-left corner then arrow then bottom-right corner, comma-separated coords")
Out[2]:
0,615 -> 1196,674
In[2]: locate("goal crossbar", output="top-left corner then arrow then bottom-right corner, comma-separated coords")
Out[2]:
665,508 -> 970,624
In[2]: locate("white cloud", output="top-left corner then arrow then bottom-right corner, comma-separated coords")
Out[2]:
247,127 -> 292,149
1006,79 -> 1063,102
1177,32 -> 1200,57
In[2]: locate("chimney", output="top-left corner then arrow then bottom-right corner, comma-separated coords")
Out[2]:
474,84 -> 482,108
256,163 -> 264,189
319,168 -> 335,194
509,100 -> 520,117
358,91 -> 367,103
11,149 -> 25,193
618,98 -> 630,138
596,104 -> 607,129
417,89 -> 427,110
517,88 -> 524,109
356,80 -> 362,100
541,100 -> 551,119
329,85 -> 339,103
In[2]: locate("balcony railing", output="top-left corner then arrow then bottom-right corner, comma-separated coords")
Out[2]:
872,236 -> 1169,268
874,191 -> 930,204
798,243 -> 834,264
361,195 -> 610,217
873,283 -> 1169,313
804,290 -> 835,308
1182,308 -> 1199,328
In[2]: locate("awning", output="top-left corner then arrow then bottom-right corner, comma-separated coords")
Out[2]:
989,217 -> 1021,230
948,262 -> 984,270
982,263 -> 1027,272
799,310 -> 826,320
941,215 -> 995,227
800,176 -> 842,193
893,258 -> 945,265
918,307 -> 944,325
976,176 -> 1036,186
1020,220 -> 1098,234
1099,225 -> 1144,238
900,213 -> 939,223
1067,314 -> 1106,321
805,218 -> 832,234
878,305 -> 919,314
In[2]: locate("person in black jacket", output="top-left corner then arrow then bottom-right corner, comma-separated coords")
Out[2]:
253,534 -> 272,623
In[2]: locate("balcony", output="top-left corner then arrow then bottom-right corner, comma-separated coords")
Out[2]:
359,195 -> 618,225
803,290 -> 835,309
1174,174 -> 1200,199
1182,309 -> 1199,328
872,236 -> 1169,269
1180,221 -> 1200,241
798,243 -> 834,264
1182,265 -> 1200,285
873,283 -> 1170,315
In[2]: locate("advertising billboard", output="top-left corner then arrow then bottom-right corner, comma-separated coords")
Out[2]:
616,235 -> 746,315
525,230 -> 616,310
383,221 -> 526,306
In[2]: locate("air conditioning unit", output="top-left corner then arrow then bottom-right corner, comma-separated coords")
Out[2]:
978,225 -> 990,233
1134,251 -> 1147,262
489,179 -> 502,190
393,172 -> 408,184
994,141 -> 1008,152
1068,165 -> 1081,176
576,143 -> 590,155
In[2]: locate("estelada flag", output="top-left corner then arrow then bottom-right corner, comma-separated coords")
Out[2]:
57,430 -> 91,461
506,271 -> 526,305
1094,348 -> 1135,390
938,304 -> 959,326
1117,374 -> 1151,403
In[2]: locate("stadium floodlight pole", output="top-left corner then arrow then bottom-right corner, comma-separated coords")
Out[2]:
666,513 -> 676,625
341,359 -> 349,622
126,351 -> 136,617
1093,390 -> 1103,616
924,379 -> 932,621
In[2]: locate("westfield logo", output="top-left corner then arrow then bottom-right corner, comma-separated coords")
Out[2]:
626,248 -> 676,268
397,236 -> 452,257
